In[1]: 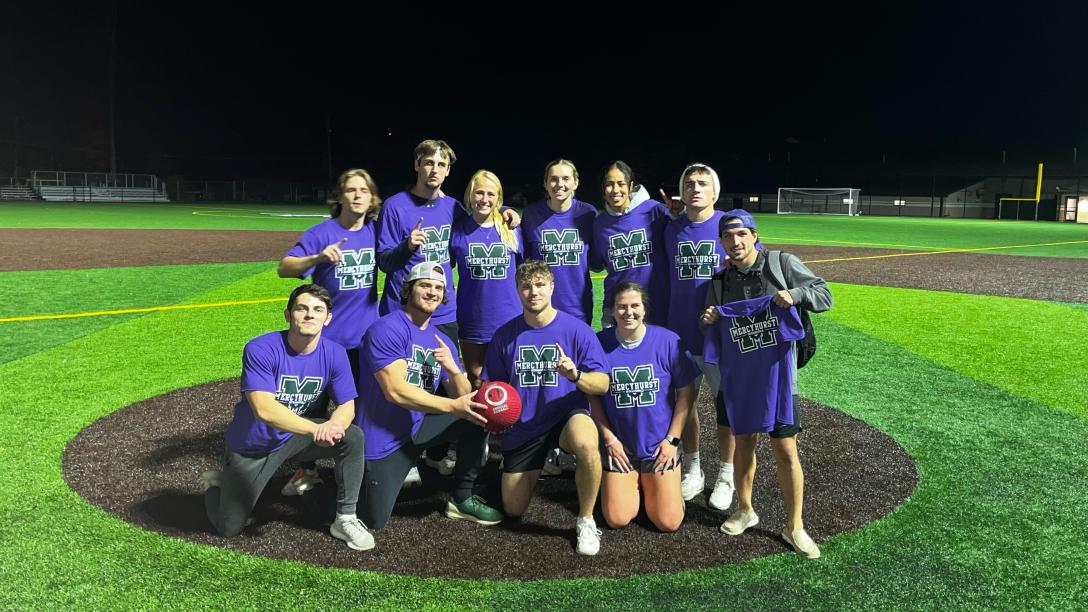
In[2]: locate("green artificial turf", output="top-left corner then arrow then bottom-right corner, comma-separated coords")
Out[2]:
0,262 -> 281,364
1,269 -> 1086,609
754,214 -> 1088,258
826,283 -> 1088,419
3,202 -> 1087,257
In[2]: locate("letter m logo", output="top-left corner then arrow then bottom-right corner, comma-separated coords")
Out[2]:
405,345 -> 439,390
611,365 -> 658,408
421,225 -> 452,263
468,243 -> 508,279
608,229 -> 650,271
731,315 -> 779,353
517,345 -> 559,387
276,376 -> 323,414
677,240 -> 719,279
336,248 -> 376,289
540,229 -> 582,266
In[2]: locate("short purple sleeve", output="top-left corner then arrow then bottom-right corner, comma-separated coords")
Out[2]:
240,338 -> 279,394
365,314 -> 411,374
283,227 -> 326,278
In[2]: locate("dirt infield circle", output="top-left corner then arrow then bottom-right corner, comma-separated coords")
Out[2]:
64,379 -> 917,579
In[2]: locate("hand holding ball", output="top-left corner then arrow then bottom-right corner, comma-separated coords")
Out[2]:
473,382 -> 522,433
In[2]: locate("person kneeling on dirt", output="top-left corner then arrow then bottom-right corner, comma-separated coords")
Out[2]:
201,283 -> 374,551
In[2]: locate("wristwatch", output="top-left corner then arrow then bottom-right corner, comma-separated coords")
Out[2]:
665,435 -> 681,447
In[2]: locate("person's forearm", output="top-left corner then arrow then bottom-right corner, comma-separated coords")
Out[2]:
377,239 -> 414,273
247,392 -> 319,435
328,402 -> 356,429
573,371 -> 609,395
277,255 -> 321,278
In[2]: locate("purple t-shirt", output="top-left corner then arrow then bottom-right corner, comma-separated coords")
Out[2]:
521,199 -> 597,324
357,311 -> 460,460
597,325 -> 698,461
590,200 -> 671,325
664,210 -> 729,355
225,331 -> 356,456
376,191 -> 459,324
449,215 -> 524,343
483,310 -> 607,451
284,218 -> 379,349
703,295 -> 805,435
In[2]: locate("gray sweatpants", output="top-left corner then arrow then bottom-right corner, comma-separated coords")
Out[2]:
204,422 -> 365,537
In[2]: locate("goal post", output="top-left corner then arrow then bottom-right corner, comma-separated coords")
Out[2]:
777,187 -> 861,215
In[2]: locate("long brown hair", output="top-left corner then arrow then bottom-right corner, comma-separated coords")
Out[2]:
327,168 -> 382,223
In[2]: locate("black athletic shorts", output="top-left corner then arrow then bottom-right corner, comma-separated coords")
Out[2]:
716,392 -> 802,438
501,409 -> 585,473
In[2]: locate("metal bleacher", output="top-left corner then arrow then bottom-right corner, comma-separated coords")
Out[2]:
0,183 -> 39,200
31,171 -> 170,203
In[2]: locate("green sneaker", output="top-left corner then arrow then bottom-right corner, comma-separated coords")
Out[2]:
445,495 -> 504,526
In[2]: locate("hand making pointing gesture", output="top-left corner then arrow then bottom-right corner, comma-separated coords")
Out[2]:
553,342 -> 579,382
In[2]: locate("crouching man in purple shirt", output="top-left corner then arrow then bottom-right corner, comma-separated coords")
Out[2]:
483,260 -> 610,555
201,283 -> 373,551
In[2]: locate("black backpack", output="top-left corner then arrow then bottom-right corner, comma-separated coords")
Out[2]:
763,250 -> 816,369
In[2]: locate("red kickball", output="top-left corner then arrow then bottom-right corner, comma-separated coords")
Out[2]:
474,381 -> 522,433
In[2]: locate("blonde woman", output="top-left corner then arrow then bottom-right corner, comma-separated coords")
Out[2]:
449,170 -> 523,389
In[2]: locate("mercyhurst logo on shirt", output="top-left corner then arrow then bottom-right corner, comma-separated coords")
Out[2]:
335,248 -> 376,289
419,225 -> 451,263
516,344 -> 560,386
730,307 -> 779,353
539,229 -> 583,265
466,243 -> 510,279
675,240 -> 720,279
405,345 -> 442,390
610,364 -> 660,408
608,229 -> 651,270
276,376 -> 324,415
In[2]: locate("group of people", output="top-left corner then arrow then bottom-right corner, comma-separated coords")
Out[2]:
200,139 -> 833,559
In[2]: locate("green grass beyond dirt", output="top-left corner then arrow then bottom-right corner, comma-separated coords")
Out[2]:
0,209 -> 1086,608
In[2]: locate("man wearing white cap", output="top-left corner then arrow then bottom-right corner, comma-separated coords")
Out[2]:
355,261 -> 503,531
663,163 -> 736,508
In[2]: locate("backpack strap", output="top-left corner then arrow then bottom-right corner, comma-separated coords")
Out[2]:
763,249 -> 788,292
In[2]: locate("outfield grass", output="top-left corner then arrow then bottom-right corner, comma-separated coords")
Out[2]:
1,213 -> 1086,609
3,201 -> 1087,257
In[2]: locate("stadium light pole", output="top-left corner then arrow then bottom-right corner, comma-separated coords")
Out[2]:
107,0 -> 118,178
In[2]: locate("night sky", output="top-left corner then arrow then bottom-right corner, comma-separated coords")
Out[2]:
4,3 -> 1087,195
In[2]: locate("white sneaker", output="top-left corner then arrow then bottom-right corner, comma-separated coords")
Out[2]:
402,466 -> 422,488
782,528 -> 821,559
199,470 -> 222,492
424,449 -> 457,476
330,515 -> 375,551
708,468 -> 735,510
575,517 -> 601,556
680,469 -> 705,501
281,468 -> 323,497
719,509 -> 759,536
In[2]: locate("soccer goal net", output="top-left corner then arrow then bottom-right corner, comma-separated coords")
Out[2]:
777,187 -> 860,215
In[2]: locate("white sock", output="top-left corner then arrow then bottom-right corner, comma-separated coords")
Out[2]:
576,515 -> 596,527
685,452 -> 701,474
336,513 -> 356,522
719,462 -> 734,481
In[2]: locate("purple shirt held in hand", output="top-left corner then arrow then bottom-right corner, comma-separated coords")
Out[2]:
703,295 -> 805,435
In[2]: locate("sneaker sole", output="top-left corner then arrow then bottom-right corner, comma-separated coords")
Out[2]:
719,513 -> 759,535
445,501 -> 502,526
330,526 -> 375,551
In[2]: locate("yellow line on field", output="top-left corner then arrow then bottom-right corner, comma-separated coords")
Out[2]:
5,238 -> 1083,323
0,297 -> 287,323
763,237 -> 947,250
802,239 -> 1088,264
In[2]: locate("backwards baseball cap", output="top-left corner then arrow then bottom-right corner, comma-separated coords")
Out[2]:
719,209 -> 757,234
407,261 -> 446,284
